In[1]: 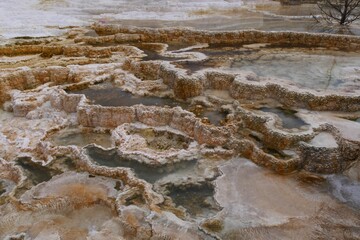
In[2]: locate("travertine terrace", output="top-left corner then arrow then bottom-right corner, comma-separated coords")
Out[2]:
0,23 -> 359,239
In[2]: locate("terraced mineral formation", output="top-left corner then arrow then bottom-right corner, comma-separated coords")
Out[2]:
0,25 -> 359,239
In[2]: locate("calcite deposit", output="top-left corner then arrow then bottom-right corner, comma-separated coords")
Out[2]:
0,24 -> 359,239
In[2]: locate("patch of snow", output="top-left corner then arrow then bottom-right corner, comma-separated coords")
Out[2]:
309,132 -> 338,148
0,0 -> 245,38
